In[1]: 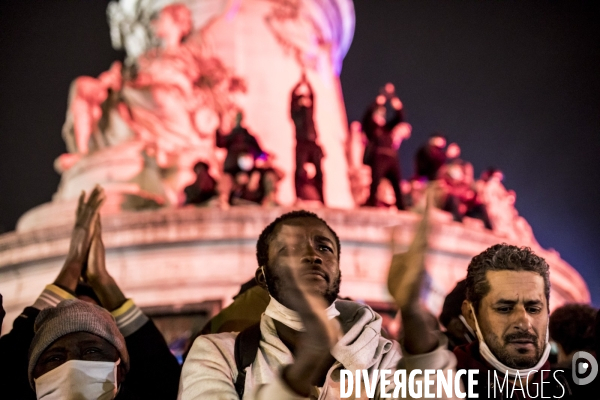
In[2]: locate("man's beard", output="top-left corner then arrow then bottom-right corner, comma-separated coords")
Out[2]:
265,267 -> 341,306
484,331 -> 543,369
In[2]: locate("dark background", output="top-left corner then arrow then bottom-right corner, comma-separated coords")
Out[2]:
1,1 -> 599,304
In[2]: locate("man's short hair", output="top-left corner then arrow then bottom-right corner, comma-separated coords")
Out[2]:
465,244 -> 550,313
549,303 -> 597,355
256,210 -> 341,268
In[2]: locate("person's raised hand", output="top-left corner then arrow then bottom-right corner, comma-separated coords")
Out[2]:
281,258 -> 341,354
391,96 -> 403,110
276,253 -> 342,396
387,187 -> 431,311
387,188 -> 440,354
85,217 -> 127,311
54,186 -> 105,292
384,82 -> 395,95
85,218 -> 108,284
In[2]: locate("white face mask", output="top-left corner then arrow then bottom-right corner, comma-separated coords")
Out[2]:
237,154 -> 254,171
468,303 -> 550,377
35,359 -> 120,400
264,295 -> 340,332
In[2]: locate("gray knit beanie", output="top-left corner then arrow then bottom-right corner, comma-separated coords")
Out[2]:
28,299 -> 130,388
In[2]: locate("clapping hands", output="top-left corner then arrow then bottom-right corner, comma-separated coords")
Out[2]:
54,186 -> 105,292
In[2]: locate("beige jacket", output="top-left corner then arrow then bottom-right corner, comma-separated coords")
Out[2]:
179,300 -> 458,399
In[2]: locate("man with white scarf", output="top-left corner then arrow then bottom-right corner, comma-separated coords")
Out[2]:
456,244 -> 591,398
179,203 -> 459,399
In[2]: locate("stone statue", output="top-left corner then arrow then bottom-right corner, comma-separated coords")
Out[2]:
476,168 -> 538,245
57,61 -> 131,172
198,0 -> 356,207
107,0 -> 157,65
54,2 -> 245,209
121,3 -> 245,203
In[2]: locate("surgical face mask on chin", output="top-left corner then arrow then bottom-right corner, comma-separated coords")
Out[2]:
468,303 -> 550,378
35,359 -> 120,400
264,295 -> 340,332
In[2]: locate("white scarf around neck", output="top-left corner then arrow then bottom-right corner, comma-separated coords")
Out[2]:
264,295 -> 340,332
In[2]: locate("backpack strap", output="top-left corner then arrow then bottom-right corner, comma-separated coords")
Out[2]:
234,323 -> 262,398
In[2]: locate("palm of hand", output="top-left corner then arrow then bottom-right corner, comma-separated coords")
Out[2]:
387,250 -> 426,310
278,258 -> 341,351
387,192 -> 430,310
67,187 -> 105,263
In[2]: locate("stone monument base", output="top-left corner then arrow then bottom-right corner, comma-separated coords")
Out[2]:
0,206 -> 588,332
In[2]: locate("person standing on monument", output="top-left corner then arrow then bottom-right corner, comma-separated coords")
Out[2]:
362,83 -> 406,210
290,74 -> 325,204
216,111 -> 270,207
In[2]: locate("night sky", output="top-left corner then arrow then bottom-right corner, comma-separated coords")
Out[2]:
1,1 -> 599,304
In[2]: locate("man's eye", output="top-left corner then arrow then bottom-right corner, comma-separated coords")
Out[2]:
496,307 -> 511,313
44,355 -> 63,363
318,245 -> 333,253
84,348 -> 101,355
527,307 -> 542,314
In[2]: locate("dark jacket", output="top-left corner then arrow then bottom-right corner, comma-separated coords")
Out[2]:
216,127 -> 264,175
290,82 -> 317,142
414,144 -> 446,180
361,103 -> 404,165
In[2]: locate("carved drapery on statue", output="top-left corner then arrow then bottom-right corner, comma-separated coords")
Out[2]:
54,0 -> 356,210
56,2 -> 246,208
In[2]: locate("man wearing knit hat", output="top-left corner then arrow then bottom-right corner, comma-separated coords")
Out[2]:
0,186 -> 180,399
28,299 -> 129,400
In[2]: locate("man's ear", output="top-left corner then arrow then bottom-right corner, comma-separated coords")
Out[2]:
255,266 -> 268,291
461,300 -> 477,332
117,363 -> 126,386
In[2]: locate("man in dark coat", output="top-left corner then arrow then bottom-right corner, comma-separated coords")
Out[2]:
0,186 -> 181,399
184,161 -> 218,205
216,111 -> 266,177
414,133 -> 448,181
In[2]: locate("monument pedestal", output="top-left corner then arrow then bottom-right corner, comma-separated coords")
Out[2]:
0,206 -> 589,331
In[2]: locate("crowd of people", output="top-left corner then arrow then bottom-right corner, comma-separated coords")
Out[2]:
183,80 -> 498,233
1,185 -> 598,399
353,83 -> 498,230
